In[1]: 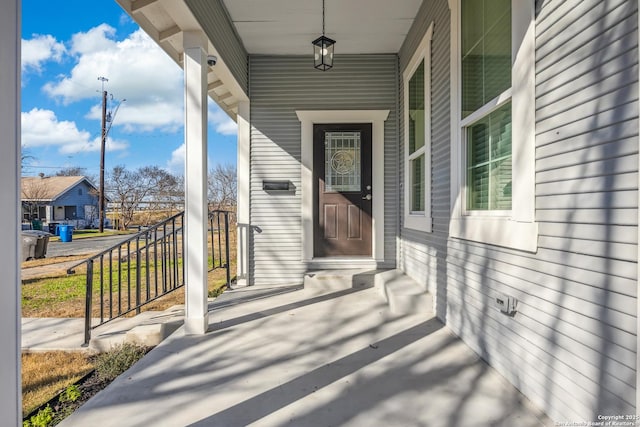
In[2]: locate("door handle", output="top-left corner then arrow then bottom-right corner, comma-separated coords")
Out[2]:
362,194 -> 372,200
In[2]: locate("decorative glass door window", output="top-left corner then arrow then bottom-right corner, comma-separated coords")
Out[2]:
324,131 -> 361,192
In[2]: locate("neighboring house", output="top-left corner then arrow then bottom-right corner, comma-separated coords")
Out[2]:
72,0 -> 640,423
21,175 -> 99,227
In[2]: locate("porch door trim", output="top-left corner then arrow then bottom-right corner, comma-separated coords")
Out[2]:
297,110 -> 389,263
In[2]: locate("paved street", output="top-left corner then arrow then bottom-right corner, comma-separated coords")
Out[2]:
46,233 -> 135,258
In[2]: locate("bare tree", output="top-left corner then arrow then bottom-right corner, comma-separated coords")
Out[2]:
107,165 -> 183,229
21,175 -> 50,220
137,166 -> 182,224
55,167 -> 97,185
208,163 -> 237,211
21,151 -> 35,171
107,165 -> 146,229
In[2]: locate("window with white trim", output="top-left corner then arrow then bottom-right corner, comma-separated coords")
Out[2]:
404,23 -> 433,233
462,0 -> 512,212
450,0 -> 538,252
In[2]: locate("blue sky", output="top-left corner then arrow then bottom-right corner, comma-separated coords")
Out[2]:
21,0 -> 238,179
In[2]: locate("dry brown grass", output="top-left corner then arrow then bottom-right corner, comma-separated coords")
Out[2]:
21,255 -> 89,269
129,265 -> 233,312
22,352 -> 94,416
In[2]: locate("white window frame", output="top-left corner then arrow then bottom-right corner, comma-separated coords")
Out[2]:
403,22 -> 434,233
449,0 -> 538,252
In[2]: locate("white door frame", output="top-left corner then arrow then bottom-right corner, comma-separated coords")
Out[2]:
296,110 -> 389,263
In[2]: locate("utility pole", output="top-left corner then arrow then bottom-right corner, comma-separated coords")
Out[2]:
98,76 -> 108,233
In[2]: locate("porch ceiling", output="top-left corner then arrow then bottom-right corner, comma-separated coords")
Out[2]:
116,0 -> 423,120
222,0 -> 423,54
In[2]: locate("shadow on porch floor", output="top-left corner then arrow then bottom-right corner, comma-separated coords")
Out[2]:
59,282 -> 552,427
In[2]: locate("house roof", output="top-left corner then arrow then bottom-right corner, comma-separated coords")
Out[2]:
21,176 -> 96,202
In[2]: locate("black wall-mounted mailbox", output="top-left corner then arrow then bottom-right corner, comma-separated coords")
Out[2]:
263,180 -> 291,191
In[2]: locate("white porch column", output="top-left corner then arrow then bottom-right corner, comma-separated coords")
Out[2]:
236,101 -> 250,286
0,0 -> 22,423
183,31 -> 209,335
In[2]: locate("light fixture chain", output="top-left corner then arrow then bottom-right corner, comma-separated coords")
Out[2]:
322,0 -> 325,36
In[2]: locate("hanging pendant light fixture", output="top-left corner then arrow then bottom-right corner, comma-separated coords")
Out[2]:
312,0 -> 335,71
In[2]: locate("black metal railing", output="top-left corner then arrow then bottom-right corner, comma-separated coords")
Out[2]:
68,210 -> 233,345
208,210 -> 231,288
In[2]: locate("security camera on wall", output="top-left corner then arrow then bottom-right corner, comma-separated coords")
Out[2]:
207,55 -> 217,66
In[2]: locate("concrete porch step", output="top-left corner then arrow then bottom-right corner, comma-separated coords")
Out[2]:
89,305 -> 184,352
303,269 -> 378,292
375,269 -> 433,315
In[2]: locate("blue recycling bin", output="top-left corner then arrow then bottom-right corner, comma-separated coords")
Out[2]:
58,224 -> 73,242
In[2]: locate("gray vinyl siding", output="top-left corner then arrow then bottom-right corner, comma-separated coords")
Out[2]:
249,55 -> 399,286
455,0 -> 637,422
398,0 -> 451,321
184,0 -> 248,94
397,0 -> 638,423
525,1 -> 637,418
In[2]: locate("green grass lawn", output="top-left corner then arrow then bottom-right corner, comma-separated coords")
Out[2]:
23,256 -> 232,317
22,274 -> 87,317
25,229 -> 236,317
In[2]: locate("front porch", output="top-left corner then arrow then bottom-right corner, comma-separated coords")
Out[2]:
60,277 -> 551,427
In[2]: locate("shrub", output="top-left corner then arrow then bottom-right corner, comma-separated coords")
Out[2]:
93,344 -> 148,382
23,405 -> 53,427
58,385 -> 81,404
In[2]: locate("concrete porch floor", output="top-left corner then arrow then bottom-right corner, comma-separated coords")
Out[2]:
60,281 -> 553,427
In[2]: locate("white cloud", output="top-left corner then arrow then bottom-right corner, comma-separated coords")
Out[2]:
21,108 -> 128,154
43,26 -> 184,133
40,23 -> 237,165
167,143 -> 185,174
70,24 -> 117,55
22,34 -> 66,72
59,136 -> 128,155
209,101 -> 238,136
86,99 -> 182,133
